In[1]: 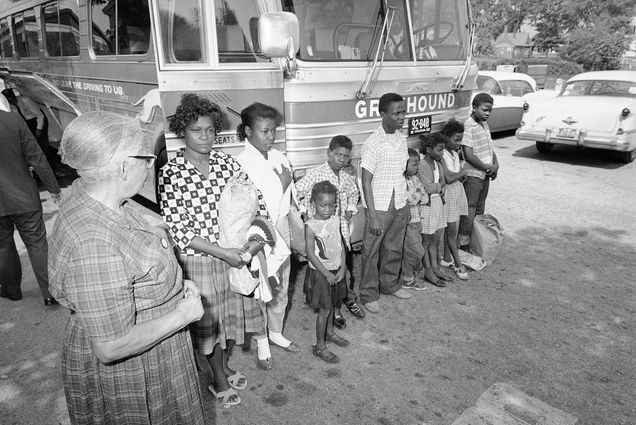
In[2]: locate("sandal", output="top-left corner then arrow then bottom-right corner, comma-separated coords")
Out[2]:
208,386 -> 241,408
227,371 -> 247,390
326,333 -> 350,347
452,265 -> 469,280
312,345 -> 340,364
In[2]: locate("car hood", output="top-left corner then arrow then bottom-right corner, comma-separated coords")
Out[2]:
527,96 -> 636,131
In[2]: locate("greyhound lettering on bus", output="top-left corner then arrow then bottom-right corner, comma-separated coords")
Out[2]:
354,92 -> 467,119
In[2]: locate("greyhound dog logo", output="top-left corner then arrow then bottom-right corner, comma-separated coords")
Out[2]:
133,88 -> 161,124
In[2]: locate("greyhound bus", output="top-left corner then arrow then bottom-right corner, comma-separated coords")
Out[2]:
0,0 -> 477,205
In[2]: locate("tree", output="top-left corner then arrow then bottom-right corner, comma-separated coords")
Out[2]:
559,16 -> 629,70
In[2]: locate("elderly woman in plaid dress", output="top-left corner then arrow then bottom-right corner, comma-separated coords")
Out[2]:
49,112 -> 205,424
158,94 -> 269,408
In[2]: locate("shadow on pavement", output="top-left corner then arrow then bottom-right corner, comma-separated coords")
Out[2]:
510,142 -> 628,170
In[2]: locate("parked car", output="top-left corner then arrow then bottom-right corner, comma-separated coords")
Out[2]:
516,71 -> 636,163
474,71 -> 538,132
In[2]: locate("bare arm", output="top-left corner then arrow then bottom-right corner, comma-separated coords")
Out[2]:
92,280 -> 203,363
462,146 -> 491,171
188,236 -> 245,268
361,167 -> 382,236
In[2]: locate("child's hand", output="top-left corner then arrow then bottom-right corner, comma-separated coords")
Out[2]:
344,210 -> 353,223
335,267 -> 346,283
326,273 -> 339,286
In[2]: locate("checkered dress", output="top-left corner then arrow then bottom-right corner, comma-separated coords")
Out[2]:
442,150 -> 468,222
159,149 -> 267,353
49,181 -> 204,425
418,159 -> 446,235
295,161 -> 359,247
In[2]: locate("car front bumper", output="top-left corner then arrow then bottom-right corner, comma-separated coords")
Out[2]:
516,126 -> 636,152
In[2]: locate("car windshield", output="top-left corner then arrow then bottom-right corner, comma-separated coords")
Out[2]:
499,80 -> 534,96
561,80 -> 636,98
284,0 -> 469,62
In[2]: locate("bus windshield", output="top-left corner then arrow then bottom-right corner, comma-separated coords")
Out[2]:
284,0 -> 469,62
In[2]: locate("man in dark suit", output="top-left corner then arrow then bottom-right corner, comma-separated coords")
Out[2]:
0,108 -> 61,306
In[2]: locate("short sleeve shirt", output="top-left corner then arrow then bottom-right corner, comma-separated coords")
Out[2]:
360,126 -> 408,210
461,116 -> 494,179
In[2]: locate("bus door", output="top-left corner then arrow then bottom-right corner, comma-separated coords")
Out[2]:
0,71 -> 80,144
149,0 -> 296,159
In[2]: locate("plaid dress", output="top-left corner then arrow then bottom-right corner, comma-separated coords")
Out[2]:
418,158 -> 446,235
159,149 -> 267,353
49,181 -> 204,425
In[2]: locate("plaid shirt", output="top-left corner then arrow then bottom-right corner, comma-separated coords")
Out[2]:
360,126 -> 409,211
406,175 -> 425,223
461,116 -> 494,179
295,161 -> 359,247
158,149 -> 268,255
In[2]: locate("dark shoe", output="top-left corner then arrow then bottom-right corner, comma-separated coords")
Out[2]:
326,333 -> 350,347
425,275 -> 446,288
333,311 -> 346,329
1,292 -> 23,301
312,345 -> 340,364
44,297 -> 59,306
345,301 -> 365,318
256,358 -> 273,370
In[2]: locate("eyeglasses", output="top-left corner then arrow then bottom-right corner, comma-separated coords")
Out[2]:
334,153 -> 351,161
128,154 -> 156,168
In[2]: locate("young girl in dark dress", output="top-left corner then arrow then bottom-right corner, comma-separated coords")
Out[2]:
304,181 -> 349,363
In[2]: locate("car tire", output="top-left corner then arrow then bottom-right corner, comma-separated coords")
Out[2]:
536,141 -> 555,153
617,149 -> 635,163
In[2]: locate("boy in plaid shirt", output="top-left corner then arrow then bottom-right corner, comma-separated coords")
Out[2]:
400,149 -> 428,290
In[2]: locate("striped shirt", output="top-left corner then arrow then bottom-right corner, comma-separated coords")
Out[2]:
360,126 -> 409,211
295,161 -> 359,247
461,116 -> 494,179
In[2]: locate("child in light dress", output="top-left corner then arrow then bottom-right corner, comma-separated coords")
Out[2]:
440,119 -> 469,280
418,134 -> 454,287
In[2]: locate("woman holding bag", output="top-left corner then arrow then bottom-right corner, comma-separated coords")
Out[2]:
158,93 -> 268,408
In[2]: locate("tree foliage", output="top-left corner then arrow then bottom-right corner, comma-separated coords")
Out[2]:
471,0 -> 635,70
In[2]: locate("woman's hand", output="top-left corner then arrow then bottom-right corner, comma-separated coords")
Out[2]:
221,248 -> 247,268
326,272 -> 339,286
274,165 -> 293,192
175,281 -> 203,324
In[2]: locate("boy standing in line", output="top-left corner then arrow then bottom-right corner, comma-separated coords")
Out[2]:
458,93 -> 499,250
359,92 -> 412,314
295,135 -> 365,328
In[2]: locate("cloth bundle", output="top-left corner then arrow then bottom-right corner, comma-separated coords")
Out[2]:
218,173 -> 285,302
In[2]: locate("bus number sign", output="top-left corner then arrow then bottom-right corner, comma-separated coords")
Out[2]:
408,114 -> 431,135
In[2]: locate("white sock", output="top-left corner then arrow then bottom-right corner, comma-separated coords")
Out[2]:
256,337 -> 271,360
269,331 -> 291,348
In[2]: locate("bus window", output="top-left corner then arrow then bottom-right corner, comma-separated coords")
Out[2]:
156,0 -> 205,63
286,0 -> 410,61
14,10 -> 40,58
43,0 -> 80,57
91,0 -> 151,55
410,0 -> 470,61
214,0 -> 270,64
0,17 -> 13,57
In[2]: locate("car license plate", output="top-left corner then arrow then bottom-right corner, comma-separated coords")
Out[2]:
408,114 -> 432,135
557,127 -> 578,138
